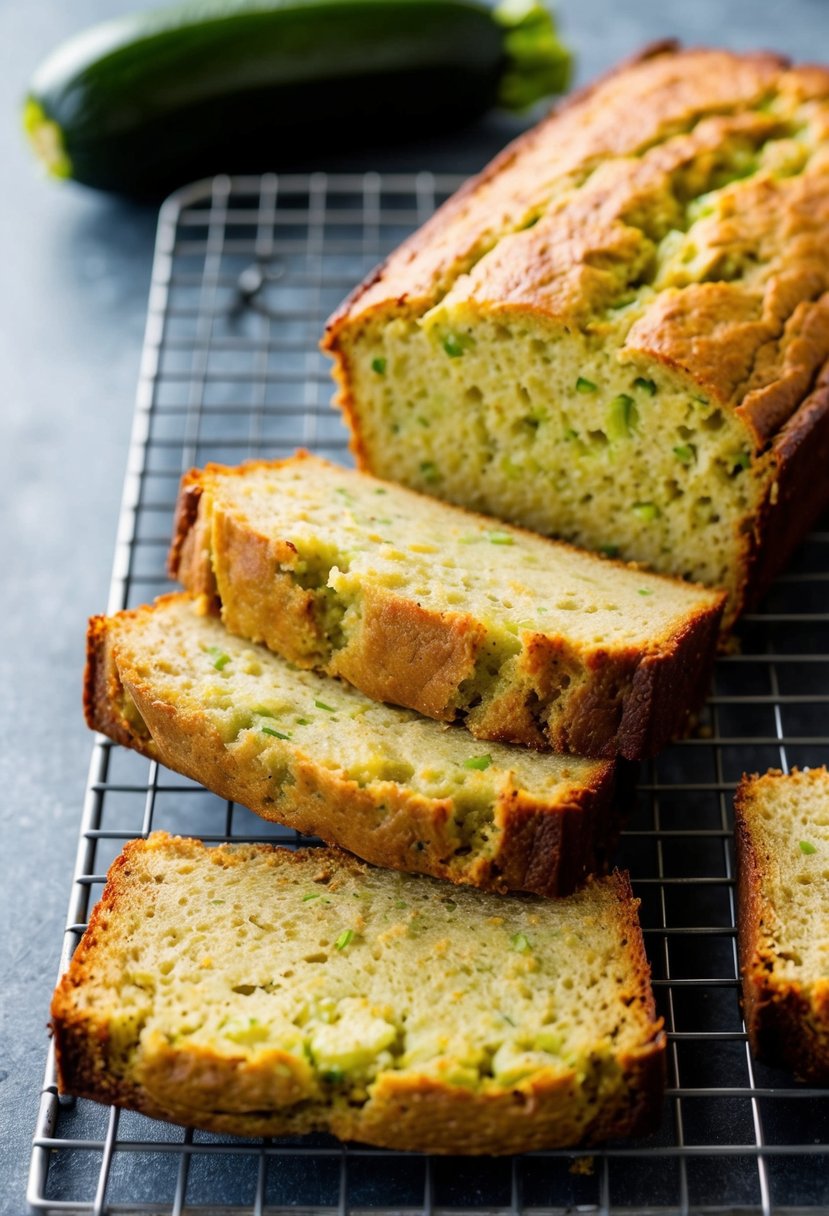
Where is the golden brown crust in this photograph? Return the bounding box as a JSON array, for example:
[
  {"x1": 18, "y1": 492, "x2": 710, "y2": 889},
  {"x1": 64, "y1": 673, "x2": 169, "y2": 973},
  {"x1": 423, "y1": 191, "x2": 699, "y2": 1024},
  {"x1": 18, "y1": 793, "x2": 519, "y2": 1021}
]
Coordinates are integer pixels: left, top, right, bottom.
[
  {"x1": 735, "y1": 769, "x2": 829, "y2": 1083},
  {"x1": 53, "y1": 1049, "x2": 664, "y2": 1153},
  {"x1": 330, "y1": 585, "x2": 485, "y2": 722},
  {"x1": 171, "y1": 452, "x2": 329, "y2": 666},
  {"x1": 167, "y1": 471, "x2": 213, "y2": 596},
  {"x1": 323, "y1": 44, "x2": 788, "y2": 345},
  {"x1": 83, "y1": 614, "x2": 151, "y2": 751},
  {"x1": 734, "y1": 357, "x2": 829, "y2": 618},
  {"x1": 170, "y1": 456, "x2": 725, "y2": 760},
  {"x1": 212, "y1": 504, "x2": 326, "y2": 666},
  {"x1": 52, "y1": 838, "x2": 665, "y2": 1152},
  {"x1": 493, "y1": 769, "x2": 623, "y2": 896},
  {"x1": 322, "y1": 40, "x2": 679, "y2": 349},
  {"x1": 83, "y1": 596, "x2": 618, "y2": 897},
  {"x1": 52, "y1": 843, "x2": 147, "y2": 1112}
]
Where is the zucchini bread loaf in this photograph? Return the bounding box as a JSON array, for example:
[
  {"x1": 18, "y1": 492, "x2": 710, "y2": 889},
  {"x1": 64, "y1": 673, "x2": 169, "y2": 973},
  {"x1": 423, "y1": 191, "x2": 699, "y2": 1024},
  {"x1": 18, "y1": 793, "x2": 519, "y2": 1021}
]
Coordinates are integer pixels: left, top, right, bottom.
[
  {"x1": 86, "y1": 593, "x2": 619, "y2": 896},
  {"x1": 324, "y1": 43, "x2": 829, "y2": 627},
  {"x1": 735, "y1": 766, "x2": 829, "y2": 1082},
  {"x1": 52, "y1": 833, "x2": 666, "y2": 1153},
  {"x1": 170, "y1": 454, "x2": 725, "y2": 759}
]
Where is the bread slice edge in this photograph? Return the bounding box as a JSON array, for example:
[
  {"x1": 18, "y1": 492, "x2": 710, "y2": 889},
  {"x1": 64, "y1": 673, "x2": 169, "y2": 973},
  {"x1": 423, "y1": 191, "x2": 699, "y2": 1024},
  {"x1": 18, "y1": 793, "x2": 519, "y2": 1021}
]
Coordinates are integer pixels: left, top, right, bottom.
[{"x1": 735, "y1": 768, "x2": 829, "y2": 1082}]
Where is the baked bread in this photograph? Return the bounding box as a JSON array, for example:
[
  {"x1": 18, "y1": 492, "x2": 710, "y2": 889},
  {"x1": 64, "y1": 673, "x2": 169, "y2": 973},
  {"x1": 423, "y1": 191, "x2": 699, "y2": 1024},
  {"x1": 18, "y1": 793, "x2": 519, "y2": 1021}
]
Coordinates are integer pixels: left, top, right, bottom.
[
  {"x1": 51, "y1": 833, "x2": 666, "y2": 1153},
  {"x1": 169, "y1": 453, "x2": 725, "y2": 760},
  {"x1": 323, "y1": 43, "x2": 829, "y2": 629},
  {"x1": 85, "y1": 593, "x2": 620, "y2": 897},
  {"x1": 735, "y1": 767, "x2": 829, "y2": 1082}
]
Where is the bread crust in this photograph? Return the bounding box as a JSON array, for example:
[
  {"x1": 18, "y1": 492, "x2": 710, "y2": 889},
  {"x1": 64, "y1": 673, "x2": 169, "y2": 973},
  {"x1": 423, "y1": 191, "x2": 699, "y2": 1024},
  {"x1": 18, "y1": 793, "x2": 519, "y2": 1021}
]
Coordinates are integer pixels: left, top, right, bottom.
[
  {"x1": 735, "y1": 768, "x2": 829, "y2": 1082},
  {"x1": 167, "y1": 473, "x2": 213, "y2": 599},
  {"x1": 52, "y1": 837, "x2": 666, "y2": 1153},
  {"x1": 84, "y1": 614, "x2": 148, "y2": 751},
  {"x1": 169, "y1": 456, "x2": 725, "y2": 760},
  {"x1": 85, "y1": 594, "x2": 618, "y2": 897},
  {"x1": 323, "y1": 43, "x2": 787, "y2": 345},
  {"x1": 734, "y1": 357, "x2": 829, "y2": 618}
]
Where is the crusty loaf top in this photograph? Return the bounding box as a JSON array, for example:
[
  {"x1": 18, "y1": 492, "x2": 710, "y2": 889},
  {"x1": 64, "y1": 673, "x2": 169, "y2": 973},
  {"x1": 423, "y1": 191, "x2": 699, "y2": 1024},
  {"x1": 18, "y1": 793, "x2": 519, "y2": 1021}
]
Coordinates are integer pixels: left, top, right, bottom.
[{"x1": 325, "y1": 44, "x2": 829, "y2": 446}]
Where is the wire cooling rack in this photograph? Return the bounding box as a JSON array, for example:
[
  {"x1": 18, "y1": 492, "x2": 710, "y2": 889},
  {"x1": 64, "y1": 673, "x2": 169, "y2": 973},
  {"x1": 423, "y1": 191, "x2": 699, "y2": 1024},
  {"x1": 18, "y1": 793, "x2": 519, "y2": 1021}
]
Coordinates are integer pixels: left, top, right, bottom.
[{"x1": 28, "y1": 173, "x2": 829, "y2": 1214}]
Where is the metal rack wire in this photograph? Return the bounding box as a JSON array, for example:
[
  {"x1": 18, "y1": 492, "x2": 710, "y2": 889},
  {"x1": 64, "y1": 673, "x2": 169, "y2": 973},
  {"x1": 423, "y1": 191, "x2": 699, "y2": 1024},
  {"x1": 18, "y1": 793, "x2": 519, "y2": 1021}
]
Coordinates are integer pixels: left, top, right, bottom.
[{"x1": 28, "y1": 172, "x2": 829, "y2": 1214}]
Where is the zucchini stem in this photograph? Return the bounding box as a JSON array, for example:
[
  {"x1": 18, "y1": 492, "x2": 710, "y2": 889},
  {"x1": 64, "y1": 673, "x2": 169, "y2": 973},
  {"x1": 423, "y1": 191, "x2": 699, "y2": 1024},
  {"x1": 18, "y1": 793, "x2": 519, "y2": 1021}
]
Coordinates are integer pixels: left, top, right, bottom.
[
  {"x1": 494, "y1": 0, "x2": 572, "y2": 110},
  {"x1": 23, "y1": 98, "x2": 72, "y2": 179}
]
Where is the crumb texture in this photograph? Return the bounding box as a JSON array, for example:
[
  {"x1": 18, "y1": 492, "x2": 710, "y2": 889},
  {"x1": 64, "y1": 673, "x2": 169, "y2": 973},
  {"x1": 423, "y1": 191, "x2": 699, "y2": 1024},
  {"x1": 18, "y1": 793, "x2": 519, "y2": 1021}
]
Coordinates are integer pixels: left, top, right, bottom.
[
  {"x1": 52, "y1": 834, "x2": 665, "y2": 1153},
  {"x1": 325, "y1": 47, "x2": 829, "y2": 622}
]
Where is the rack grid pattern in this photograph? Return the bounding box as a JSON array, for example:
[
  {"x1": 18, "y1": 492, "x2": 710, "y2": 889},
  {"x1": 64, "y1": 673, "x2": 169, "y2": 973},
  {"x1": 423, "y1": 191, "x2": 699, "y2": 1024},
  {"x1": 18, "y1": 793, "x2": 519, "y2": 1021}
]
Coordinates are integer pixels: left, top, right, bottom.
[{"x1": 28, "y1": 173, "x2": 829, "y2": 1215}]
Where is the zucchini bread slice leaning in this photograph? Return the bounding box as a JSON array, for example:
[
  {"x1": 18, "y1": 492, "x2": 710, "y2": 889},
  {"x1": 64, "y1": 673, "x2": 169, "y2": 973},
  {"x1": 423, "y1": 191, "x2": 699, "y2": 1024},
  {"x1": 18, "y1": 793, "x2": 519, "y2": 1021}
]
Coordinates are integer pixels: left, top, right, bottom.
[
  {"x1": 323, "y1": 43, "x2": 829, "y2": 629},
  {"x1": 51, "y1": 833, "x2": 666, "y2": 1153},
  {"x1": 169, "y1": 454, "x2": 725, "y2": 760},
  {"x1": 85, "y1": 593, "x2": 620, "y2": 897},
  {"x1": 735, "y1": 767, "x2": 829, "y2": 1082}
]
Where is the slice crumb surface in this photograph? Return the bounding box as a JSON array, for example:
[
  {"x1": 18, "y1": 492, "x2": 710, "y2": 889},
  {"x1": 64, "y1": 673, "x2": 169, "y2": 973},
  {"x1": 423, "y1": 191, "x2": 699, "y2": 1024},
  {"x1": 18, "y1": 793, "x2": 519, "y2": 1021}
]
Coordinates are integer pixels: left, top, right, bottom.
[{"x1": 52, "y1": 833, "x2": 665, "y2": 1153}]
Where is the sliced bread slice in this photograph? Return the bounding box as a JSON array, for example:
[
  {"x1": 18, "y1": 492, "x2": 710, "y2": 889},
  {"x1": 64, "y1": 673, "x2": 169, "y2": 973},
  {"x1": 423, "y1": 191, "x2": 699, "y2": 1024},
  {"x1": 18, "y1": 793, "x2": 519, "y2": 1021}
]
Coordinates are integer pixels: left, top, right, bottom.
[
  {"x1": 51, "y1": 833, "x2": 665, "y2": 1153},
  {"x1": 735, "y1": 766, "x2": 829, "y2": 1082},
  {"x1": 169, "y1": 452, "x2": 725, "y2": 759},
  {"x1": 85, "y1": 593, "x2": 618, "y2": 896}
]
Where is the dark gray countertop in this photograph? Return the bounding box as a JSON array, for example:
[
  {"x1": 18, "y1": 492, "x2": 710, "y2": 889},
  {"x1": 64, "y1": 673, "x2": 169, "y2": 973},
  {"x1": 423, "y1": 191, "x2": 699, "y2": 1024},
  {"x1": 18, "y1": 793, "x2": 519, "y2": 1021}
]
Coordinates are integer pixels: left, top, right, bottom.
[{"x1": 2, "y1": 1, "x2": 827, "y2": 1209}]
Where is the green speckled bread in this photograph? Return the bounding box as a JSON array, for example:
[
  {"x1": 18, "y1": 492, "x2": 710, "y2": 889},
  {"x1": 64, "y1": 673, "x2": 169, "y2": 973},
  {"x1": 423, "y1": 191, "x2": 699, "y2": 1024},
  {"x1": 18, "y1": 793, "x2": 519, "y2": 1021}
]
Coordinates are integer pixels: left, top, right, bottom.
[
  {"x1": 51, "y1": 833, "x2": 666, "y2": 1154},
  {"x1": 169, "y1": 453, "x2": 724, "y2": 760},
  {"x1": 323, "y1": 44, "x2": 829, "y2": 628},
  {"x1": 85, "y1": 593, "x2": 620, "y2": 897}
]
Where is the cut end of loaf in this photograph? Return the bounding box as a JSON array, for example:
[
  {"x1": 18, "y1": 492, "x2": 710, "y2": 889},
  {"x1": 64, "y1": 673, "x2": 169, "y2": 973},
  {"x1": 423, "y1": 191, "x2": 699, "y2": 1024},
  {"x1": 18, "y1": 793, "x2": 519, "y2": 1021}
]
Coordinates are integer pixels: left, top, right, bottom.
[
  {"x1": 324, "y1": 47, "x2": 829, "y2": 626},
  {"x1": 334, "y1": 311, "x2": 766, "y2": 625}
]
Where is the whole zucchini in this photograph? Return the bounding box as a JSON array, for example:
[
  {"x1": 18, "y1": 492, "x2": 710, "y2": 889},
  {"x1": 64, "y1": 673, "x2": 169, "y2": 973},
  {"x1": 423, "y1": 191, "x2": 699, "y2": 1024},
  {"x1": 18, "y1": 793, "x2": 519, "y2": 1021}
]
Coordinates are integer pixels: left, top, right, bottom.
[{"x1": 24, "y1": 0, "x2": 570, "y2": 196}]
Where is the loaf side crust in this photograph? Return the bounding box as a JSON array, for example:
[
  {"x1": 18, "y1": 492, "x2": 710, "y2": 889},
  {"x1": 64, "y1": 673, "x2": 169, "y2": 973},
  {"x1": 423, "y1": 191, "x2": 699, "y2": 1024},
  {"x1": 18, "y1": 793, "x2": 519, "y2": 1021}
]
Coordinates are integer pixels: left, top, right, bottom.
[
  {"x1": 52, "y1": 837, "x2": 666, "y2": 1153},
  {"x1": 169, "y1": 455, "x2": 725, "y2": 760},
  {"x1": 735, "y1": 768, "x2": 829, "y2": 1082},
  {"x1": 84, "y1": 595, "x2": 618, "y2": 897},
  {"x1": 734, "y1": 357, "x2": 829, "y2": 617},
  {"x1": 168, "y1": 472, "x2": 219, "y2": 602},
  {"x1": 84, "y1": 614, "x2": 156, "y2": 751}
]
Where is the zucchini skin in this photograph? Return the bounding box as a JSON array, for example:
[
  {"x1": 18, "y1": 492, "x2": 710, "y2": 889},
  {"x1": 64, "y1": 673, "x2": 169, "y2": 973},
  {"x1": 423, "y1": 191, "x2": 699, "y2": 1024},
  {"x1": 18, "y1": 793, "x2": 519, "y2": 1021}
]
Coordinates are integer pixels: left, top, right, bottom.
[{"x1": 25, "y1": 0, "x2": 566, "y2": 196}]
